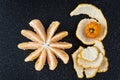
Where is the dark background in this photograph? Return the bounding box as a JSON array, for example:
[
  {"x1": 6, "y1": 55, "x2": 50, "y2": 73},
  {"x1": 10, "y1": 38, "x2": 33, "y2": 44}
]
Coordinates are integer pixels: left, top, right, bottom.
[{"x1": 0, "y1": 0, "x2": 120, "y2": 80}]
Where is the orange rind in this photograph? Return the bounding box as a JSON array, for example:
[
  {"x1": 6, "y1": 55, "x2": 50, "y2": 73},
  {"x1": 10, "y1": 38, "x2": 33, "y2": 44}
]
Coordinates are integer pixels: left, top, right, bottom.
[
  {"x1": 84, "y1": 68, "x2": 98, "y2": 78},
  {"x1": 77, "y1": 52, "x2": 103, "y2": 68},
  {"x1": 98, "y1": 57, "x2": 109, "y2": 72},
  {"x1": 72, "y1": 41, "x2": 109, "y2": 78},
  {"x1": 94, "y1": 40, "x2": 105, "y2": 56},
  {"x1": 72, "y1": 46, "x2": 84, "y2": 78},
  {"x1": 70, "y1": 4, "x2": 107, "y2": 45},
  {"x1": 81, "y1": 47, "x2": 99, "y2": 61}
]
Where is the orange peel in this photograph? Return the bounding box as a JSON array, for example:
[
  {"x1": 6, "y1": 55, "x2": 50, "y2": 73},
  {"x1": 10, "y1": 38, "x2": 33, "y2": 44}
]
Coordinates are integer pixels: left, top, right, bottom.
[
  {"x1": 81, "y1": 46, "x2": 99, "y2": 61},
  {"x1": 70, "y1": 4, "x2": 107, "y2": 45},
  {"x1": 72, "y1": 41, "x2": 109, "y2": 78},
  {"x1": 98, "y1": 57, "x2": 109, "y2": 72},
  {"x1": 85, "y1": 22, "x2": 101, "y2": 38},
  {"x1": 72, "y1": 46, "x2": 84, "y2": 78},
  {"x1": 77, "y1": 52, "x2": 103, "y2": 68},
  {"x1": 84, "y1": 68, "x2": 98, "y2": 78},
  {"x1": 94, "y1": 40, "x2": 105, "y2": 56}
]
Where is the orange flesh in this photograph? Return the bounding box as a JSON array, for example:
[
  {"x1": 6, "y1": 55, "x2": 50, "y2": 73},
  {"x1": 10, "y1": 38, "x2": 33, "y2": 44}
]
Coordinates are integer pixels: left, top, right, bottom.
[{"x1": 85, "y1": 22, "x2": 101, "y2": 38}]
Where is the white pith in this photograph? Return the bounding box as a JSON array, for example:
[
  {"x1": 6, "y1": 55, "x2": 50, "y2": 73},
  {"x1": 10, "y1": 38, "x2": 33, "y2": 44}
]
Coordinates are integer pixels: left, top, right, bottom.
[{"x1": 42, "y1": 41, "x2": 50, "y2": 48}]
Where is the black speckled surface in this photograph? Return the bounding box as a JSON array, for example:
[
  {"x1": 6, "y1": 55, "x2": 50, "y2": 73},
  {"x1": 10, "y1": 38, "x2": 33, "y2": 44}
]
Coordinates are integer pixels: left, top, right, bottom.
[{"x1": 0, "y1": 0, "x2": 120, "y2": 80}]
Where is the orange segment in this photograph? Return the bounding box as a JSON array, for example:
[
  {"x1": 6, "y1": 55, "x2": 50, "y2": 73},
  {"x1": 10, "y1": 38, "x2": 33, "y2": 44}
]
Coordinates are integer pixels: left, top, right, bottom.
[
  {"x1": 21, "y1": 30, "x2": 43, "y2": 43},
  {"x1": 18, "y1": 42, "x2": 41, "y2": 50},
  {"x1": 35, "y1": 49, "x2": 47, "y2": 71},
  {"x1": 49, "y1": 47, "x2": 69, "y2": 64},
  {"x1": 29, "y1": 19, "x2": 46, "y2": 42},
  {"x1": 85, "y1": 22, "x2": 101, "y2": 38},
  {"x1": 24, "y1": 47, "x2": 43, "y2": 62},
  {"x1": 46, "y1": 48, "x2": 58, "y2": 70},
  {"x1": 46, "y1": 21, "x2": 60, "y2": 42},
  {"x1": 50, "y1": 31, "x2": 68, "y2": 42},
  {"x1": 50, "y1": 42, "x2": 72, "y2": 49}
]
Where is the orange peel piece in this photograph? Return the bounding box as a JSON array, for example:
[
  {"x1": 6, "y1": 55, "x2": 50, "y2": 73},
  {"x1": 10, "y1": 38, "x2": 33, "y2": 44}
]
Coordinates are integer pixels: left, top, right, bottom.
[
  {"x1": 70, "y1": 4, "x2": 107, "y2": 45},
  {"x1": 94, "y1": 41, "x2": 105, "y2": 56},
  {"x1": 72, "y1": 46, "x2": 84, "y2": 78},
  {"x1": 85, "y1": 22, "x2": 101, "y2": 38},
  {"x1": 81, "y1": 47, "x2": 99, "y2": 61},
  {"x1": 77, "y1": 52, "x2": 103, "y2": 68},
  {"x1": 72, "y1": 41, "x2": 108, "y2": 78},
  {"x1": 84, "y1": 68, "x2": 98, "y2": 78},
  {"x1": 98, "y1": 57, "x2": 109, "y2": 72}
]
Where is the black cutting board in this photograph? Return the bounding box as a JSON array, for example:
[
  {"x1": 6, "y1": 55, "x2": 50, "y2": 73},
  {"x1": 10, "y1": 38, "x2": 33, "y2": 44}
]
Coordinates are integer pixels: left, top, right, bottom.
[{"x1": 0, "y1": 0, "x2": 120, "y2": 80}]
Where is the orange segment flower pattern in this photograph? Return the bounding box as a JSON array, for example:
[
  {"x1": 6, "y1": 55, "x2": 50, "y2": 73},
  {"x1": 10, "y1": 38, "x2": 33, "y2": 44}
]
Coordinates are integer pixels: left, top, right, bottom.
[{"x1": 18, "y1": 19, "x2": 72, "y2": 71}]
